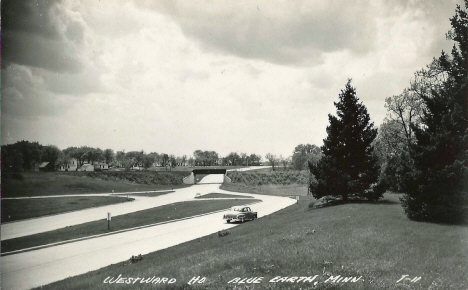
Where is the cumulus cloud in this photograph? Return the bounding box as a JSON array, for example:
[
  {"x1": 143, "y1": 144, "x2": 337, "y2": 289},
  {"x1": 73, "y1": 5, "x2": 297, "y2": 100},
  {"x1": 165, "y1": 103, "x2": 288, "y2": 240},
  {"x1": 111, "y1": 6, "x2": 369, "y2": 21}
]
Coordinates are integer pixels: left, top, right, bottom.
[
  {"x1": 139, "y1": 0, "x2": 380, "y2": 66},
  {"x1": 2, "y1": 1, "x2": 89, "y2": 73}
]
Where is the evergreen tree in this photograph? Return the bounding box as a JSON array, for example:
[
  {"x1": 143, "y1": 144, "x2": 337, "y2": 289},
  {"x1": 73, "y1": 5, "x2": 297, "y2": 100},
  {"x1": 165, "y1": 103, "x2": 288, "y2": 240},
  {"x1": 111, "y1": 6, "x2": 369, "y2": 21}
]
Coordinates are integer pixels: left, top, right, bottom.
[
  {"x1": 309, "y1": 80, "x2": 383, "y2": 201},
  {"x1": 401, "y1": 1, "x2": 468, "y2": 223}
]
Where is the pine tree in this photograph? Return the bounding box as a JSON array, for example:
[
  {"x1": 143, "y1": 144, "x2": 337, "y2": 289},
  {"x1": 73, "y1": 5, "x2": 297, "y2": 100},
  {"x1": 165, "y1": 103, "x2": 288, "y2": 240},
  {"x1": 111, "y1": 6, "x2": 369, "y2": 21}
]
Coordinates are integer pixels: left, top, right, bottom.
[
  {"x1": 309, "y1": 80, "x2": 383, "y2": 201},
  {"x1": 401, "y1": 1, "x2": 468, "y2": 223}
]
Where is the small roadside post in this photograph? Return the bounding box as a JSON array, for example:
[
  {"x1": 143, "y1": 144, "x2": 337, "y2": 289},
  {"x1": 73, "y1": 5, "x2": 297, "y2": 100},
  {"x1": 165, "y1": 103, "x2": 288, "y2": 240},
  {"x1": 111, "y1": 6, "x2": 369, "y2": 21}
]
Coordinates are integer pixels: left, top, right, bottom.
[
  {"x1": 107, "y1": 212, "x2": 111, "y2": 230},
  {"x1": 296, "y1": 196, "x2": 299, "y2": 204},
  {"x1": 112, "y1": 190, "x2": 114, "y2": 195}
]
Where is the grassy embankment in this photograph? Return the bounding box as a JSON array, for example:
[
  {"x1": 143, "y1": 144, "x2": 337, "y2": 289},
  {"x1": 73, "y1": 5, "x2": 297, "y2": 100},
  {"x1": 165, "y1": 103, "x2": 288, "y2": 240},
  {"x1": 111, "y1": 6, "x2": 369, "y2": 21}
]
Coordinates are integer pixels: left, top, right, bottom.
[
  {"x1": 1, "y1": 171, "x2": 191, "y2": 198},
  {"x1": 40, "y1": 192, "x2": 468, "y2": 290},
  {"x1": 2, "y1": 198, "x2": 261, "y2": 253},
  {"x1": 223, "y1": 170, "x2": 311, "y2": 197},
  {"x1": 1, "y1": 196, "x2": 134, "y2": 223}
]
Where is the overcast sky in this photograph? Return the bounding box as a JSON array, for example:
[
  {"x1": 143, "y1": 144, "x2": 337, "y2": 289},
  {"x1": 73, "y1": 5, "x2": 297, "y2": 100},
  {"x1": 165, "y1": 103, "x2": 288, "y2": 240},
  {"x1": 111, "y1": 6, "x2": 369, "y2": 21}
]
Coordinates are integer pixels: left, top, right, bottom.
[{"x1": 1, "y1": 0, "x2": 462, "y2": 158}]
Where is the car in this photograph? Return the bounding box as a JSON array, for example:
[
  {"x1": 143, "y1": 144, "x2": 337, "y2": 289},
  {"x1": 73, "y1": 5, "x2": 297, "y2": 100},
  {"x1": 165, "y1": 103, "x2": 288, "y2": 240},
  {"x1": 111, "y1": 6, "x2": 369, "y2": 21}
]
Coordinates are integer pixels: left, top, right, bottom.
[{"x1": 223, "y1": 206, "x2": 257, "y2": 223}]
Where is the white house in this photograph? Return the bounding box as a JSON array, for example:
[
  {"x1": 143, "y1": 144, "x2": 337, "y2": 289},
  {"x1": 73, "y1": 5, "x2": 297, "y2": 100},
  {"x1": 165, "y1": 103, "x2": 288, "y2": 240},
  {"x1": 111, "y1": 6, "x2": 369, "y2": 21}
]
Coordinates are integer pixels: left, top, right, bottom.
[{"x1": 58, "y1": 158, "x2": 78, "y2": 171}]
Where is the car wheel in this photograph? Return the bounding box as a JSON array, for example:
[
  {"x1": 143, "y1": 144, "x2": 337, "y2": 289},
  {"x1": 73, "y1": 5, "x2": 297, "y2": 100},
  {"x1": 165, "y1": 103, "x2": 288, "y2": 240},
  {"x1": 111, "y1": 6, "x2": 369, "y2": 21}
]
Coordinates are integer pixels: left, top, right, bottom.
[{"x1": 227, "y1": 220, "x2": 231, "y2": 223}]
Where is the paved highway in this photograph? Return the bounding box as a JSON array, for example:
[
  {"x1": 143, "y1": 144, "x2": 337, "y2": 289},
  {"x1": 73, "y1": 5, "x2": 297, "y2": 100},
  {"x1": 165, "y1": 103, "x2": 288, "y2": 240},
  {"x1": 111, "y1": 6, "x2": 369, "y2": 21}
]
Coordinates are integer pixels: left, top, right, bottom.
[{"x1": 1, "y1": 174, "x2": 296, "y2": 290}]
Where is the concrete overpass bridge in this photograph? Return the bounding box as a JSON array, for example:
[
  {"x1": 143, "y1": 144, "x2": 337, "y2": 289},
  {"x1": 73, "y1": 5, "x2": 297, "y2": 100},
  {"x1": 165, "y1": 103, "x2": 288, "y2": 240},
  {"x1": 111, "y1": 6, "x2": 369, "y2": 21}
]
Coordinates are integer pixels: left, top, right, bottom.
[{"x1": 182, "y1": 169, "x2": 231, "y2": 184}]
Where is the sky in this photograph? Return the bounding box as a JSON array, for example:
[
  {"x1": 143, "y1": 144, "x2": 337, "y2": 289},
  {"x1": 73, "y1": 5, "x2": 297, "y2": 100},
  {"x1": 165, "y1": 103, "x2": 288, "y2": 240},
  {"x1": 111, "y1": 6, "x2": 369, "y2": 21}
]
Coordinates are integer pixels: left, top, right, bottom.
[{"x1": 1, "y1": 0, "x2": 462, "y2": 158}]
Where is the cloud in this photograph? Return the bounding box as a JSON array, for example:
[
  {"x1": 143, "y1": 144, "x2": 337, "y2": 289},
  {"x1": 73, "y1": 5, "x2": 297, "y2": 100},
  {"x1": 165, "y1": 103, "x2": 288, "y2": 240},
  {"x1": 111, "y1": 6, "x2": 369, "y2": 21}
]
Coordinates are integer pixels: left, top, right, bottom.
[
  {"x1": 2, "y1": 0, "x2": 88, "y2": 73},
  {"x1": 1, "y1": 65, "x2": 80, "y2": 119},
  {"x1": 139, "y1": 0, "x2": 379, "y2": 66}
]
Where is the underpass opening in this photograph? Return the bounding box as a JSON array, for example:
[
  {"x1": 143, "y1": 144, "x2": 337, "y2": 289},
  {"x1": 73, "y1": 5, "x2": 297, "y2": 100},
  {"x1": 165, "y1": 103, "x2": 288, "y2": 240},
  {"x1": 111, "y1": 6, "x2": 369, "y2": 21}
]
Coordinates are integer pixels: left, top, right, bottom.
[{"x1": 189, "y1": 169, "x2": 229, "y2": 184}]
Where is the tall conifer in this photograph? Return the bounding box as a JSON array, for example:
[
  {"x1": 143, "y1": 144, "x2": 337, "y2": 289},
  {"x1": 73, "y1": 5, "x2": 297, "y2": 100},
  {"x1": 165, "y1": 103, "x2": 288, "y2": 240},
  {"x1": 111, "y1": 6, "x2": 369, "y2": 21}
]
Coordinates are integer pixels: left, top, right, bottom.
[
  {"x1": 310, "y1": 80, "x2": 383, "y2": 201},
  {"x1": 401, "y1": 1, "x2": 468, "y2": 223}
]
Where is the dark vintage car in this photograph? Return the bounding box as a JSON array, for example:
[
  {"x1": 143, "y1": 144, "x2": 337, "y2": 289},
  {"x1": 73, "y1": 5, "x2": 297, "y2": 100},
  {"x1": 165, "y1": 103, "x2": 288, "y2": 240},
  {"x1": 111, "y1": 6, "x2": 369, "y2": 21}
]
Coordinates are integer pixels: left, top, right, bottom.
[{"x1": 223, "y1": 206, "x2": 257, "y2": 223}]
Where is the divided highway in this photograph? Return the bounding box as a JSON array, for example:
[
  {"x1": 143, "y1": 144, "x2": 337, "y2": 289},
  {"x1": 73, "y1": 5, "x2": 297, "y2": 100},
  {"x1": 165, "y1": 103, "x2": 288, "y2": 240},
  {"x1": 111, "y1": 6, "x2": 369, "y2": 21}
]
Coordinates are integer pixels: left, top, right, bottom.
[{"x1": 1, "y1": 174, "x2": 296, "y2": 290}]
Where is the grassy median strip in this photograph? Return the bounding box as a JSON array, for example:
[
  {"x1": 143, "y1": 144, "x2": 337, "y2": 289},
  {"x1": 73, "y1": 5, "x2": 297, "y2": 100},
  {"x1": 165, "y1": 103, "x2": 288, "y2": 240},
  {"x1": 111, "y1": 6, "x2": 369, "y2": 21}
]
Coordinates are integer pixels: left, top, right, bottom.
[
  {"x1": 1, "y1": 199, "x2": 261, "y2": 253},
  {"x1": 39, "y1": 193, "x2": 468, "y2": 290},
  {"x1": 195, "y1": 192, "x2": 254, "y2": 199},
  {"x1": 1, "y1": 196, "x2": 134, "y2": 223},
  {"x1": 114, "y1": 191, "x2": 174, "y2": 197}
]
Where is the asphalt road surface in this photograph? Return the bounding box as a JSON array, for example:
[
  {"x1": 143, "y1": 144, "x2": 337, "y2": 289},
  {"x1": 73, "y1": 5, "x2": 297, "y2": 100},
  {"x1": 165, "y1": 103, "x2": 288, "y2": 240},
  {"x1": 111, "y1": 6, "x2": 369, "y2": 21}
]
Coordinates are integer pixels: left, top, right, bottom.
[{"x1": 1, "y1": 174, "x2": 296, "y2": 290}]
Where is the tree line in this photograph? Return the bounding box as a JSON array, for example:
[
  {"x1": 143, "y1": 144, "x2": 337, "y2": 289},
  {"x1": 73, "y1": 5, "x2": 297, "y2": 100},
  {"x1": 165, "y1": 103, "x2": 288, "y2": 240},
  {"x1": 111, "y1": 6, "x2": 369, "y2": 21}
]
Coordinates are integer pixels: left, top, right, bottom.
[{"x1": 1, "y1": 142, "x2": 266, "y2": 172}]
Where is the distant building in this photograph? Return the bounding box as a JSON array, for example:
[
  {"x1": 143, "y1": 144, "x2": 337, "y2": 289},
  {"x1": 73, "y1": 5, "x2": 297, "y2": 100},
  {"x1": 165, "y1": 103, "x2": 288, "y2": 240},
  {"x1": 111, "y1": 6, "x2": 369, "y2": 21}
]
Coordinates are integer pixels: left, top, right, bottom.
[
  {"x1": 58, "y1": 158, "x2": 78, "y2": 171},
  {"x1": 175, "y1": 157, "x2": 188, "y2": 166},
  {"x1": 94, "y1": 162, "x2": 109, "y2": 171},
  {"x1": 39, "y1": 162, "x2": 55, "y2": 172}
]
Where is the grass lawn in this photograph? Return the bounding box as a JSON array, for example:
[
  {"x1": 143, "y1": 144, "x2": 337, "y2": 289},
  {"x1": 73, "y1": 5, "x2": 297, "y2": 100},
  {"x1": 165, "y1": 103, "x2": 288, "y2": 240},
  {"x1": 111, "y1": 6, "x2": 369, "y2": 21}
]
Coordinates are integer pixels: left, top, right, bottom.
[
  {"x1": 195, "y1": 193, "x2": 254, "y2": 199},
  {"x1": 114, "y1": 191, "x2": 174, "y2": 197},
  {"x1": 2, "y1": 172, "x2": 190, "y2": 198},
  {"x1": 1, "y1": 196, "x2": 133, "y2": 223},
  {"x1": 2, "y1": 199, "x2": 261, "y2": 253},
  {"x1": 222, "y1": 182, "x2": 309, "y2": 197},
  {"x1": 40, "y1": 192, "x2": 468, "y2": 290}
]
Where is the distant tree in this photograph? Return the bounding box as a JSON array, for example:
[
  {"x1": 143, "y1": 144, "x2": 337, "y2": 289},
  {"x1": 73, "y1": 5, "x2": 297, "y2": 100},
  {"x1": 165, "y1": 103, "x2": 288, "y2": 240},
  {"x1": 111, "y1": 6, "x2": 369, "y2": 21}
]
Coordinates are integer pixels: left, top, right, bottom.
[
  {"x1": 291, "y1": 144, "x2": 322, "y2": 170},
  {"x1": 240, "y1": 153, "x2": 248, "y2": 166},
  {"x1": 161, "y1": 154, "x2": 169, "y2": 167},
  {"x1": 384, "y1": 91, "x2": 424, "y2": 153},
  {"x1": 1, "y1": 143, "x2": 24, "y2": 171},
  {"x1": 41, "y1": 145, "x2": 61, "y2": 168},
  {"x1": 373, "y1": 120, "x2": 412, "y2": 191},
  {"x1": 81, "y1": 147, "x2": 103, "y2": 165},
  {"x1": 279, "y1": 155, "x2": 291, "y2": 169},
  {"x1": 115, "y1": 151, "x2": 126, "y2": 167},
  {"x1": 224, "y1": 152, "x2": 242, "y2": 166},
  {"x1": 15, "y1": 141, "x2": 42, "y2": 170},
  {"x1": 207, "y1": 151, "x2": 219, "y2": 166},
  {"x1": 103, "y1": 149, "x2": 114, "y2": 165},
  {"x1": 147, "y1": 152, "x2": 159, "y2": 166},
  {"x1": 142, "y1": 154, "x2": 154, "y2": 170},
  {"x1": 248, "y1": 154, "x2": 262, "y2": 166},
  {"x1": 309, "y1": 80, "x2": 383, "y2": 201},
  {"x1": 265, "y1": 153, "x2": 278, "y2": 171},
  {"x1": 168, "y1": 154, "x2": 177, "y2": 171},
  {"x1": 193, "y1": 150, "x2": 204, "y2": 166},
  {"x1": 125, "y1": 151, "x2": 141, "y2": 169},
  {"x1": 151, "y1": 152, "x2": 161, "y2": 166},
  {"x1": 188, "y1": 156, "x2": 195, "y2": 166},
  {"x1": 122, "y1": 157, "x2": 134, "y2": 171},
  {"x1": 401, "y1": 1, "x2": 468, "y2": 223}
]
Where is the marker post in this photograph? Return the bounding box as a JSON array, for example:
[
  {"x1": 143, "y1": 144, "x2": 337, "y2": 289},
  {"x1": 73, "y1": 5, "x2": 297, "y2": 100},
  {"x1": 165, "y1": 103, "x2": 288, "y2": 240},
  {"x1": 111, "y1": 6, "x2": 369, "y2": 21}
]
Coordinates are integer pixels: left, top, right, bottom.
[{"x1": 107, "y1": 212, "x2": 111, "y2": 230}]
